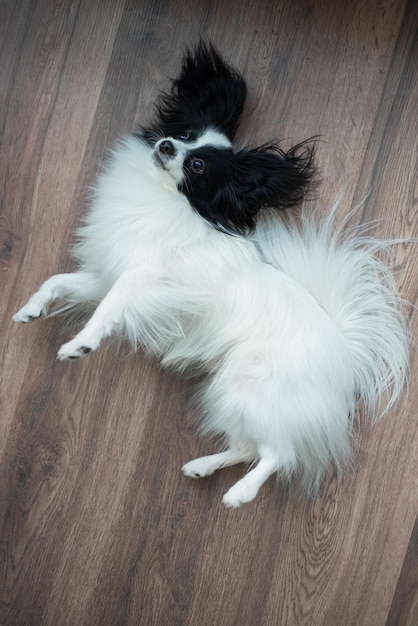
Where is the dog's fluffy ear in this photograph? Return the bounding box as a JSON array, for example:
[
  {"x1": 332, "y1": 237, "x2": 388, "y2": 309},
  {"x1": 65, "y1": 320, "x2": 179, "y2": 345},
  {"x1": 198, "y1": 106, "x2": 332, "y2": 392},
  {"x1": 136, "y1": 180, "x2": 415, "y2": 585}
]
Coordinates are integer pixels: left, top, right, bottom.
[
  {"x1": 199, "y1": 141, "x2": 316, "y2": 234},
  {"x1": 152, "y1": 41, "x2": 247, "y2": 142},
  {"x1": 235, "y1": 142, "x2": 315, "y2": 211}
]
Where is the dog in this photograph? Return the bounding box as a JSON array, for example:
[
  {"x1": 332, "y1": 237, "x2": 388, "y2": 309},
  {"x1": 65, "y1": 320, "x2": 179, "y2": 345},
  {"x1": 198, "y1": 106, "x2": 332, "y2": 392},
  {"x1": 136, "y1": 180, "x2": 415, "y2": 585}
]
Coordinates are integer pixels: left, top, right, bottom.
[{"x1": 14, "y1": 43, "x2": 409, "y2": 507}]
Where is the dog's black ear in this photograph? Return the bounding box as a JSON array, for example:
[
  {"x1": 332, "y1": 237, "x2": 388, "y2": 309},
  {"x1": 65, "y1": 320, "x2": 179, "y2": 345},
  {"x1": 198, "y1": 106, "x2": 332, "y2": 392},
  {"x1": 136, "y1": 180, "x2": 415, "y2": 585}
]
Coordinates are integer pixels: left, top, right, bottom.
[
  {"x1": 154, "y1": 41, "x2": 247, "y2": 141},
  {"x1": 200, "y1": 141, "x2": 316, "y2": 234},
  {"x1": 235, "y1": 141, "x2": 316, "y2": 212}
]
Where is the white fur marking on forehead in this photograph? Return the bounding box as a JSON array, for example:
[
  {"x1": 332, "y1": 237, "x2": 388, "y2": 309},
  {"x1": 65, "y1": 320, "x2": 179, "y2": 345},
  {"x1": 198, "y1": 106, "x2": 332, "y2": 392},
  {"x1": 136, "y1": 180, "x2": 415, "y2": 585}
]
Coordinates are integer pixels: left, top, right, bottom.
[{"x1": 193, "y1": 129, "x2": 232, "y2": 149}]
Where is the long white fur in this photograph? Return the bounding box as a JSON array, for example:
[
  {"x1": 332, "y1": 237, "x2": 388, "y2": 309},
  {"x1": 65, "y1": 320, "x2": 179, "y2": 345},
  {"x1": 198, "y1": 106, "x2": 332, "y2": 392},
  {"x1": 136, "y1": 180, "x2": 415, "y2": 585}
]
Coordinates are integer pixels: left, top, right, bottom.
[{"x1": 14, "y1": 131, "x2": 409, "y2": 507}]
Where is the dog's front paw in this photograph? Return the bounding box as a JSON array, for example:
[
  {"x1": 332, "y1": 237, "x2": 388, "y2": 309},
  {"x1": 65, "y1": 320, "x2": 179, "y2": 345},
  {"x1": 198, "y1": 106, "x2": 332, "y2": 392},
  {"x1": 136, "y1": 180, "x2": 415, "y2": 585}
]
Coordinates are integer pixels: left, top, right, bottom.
[
  {"x1": 13, "y1": 302, "x2": 46, "y2": 323},
  {"x1": 57, "y1": 340, "x2": 93, "y2": 361}
]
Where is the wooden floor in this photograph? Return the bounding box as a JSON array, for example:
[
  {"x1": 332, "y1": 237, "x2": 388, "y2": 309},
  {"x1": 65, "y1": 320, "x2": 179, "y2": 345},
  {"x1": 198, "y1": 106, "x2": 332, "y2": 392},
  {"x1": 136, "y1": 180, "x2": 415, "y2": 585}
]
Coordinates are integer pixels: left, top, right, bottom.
[{"x1": 1, "y1": 1, "x2": 417, "y2": 624}]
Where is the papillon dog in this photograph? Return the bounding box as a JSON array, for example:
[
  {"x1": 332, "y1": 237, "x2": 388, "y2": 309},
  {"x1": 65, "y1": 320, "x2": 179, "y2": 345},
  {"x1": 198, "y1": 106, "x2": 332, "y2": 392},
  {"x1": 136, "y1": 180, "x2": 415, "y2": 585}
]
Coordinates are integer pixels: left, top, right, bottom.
[{"x1": 14, "y1": 43, "x2": 409, "y2": 507}]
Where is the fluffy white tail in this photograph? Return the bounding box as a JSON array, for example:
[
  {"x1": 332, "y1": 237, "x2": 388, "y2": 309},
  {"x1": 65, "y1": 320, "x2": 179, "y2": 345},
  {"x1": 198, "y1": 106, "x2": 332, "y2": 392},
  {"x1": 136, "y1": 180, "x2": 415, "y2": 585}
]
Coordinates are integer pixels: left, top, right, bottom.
[{"x1": 253, "y1": 201, "x2": 410, "y2": 420}]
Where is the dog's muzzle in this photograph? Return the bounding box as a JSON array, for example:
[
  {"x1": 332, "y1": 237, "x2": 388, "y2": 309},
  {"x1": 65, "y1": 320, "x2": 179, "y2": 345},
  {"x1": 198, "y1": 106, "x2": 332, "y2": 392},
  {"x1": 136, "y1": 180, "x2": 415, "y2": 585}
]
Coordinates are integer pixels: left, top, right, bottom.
[{"x1": 154, "y1": 139, "x2": 178, "y2": 170}]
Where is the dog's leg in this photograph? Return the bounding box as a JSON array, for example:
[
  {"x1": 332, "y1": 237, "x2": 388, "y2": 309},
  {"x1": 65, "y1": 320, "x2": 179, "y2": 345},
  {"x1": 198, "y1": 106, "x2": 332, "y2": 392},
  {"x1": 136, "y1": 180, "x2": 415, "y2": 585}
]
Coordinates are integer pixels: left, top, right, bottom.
[
  {"x1": 222, "y1": 449, "x2": 278, "y2": 508},
  {"x1": 56, "y1": 277, "x2": 129, "y2": 360},
  {"x1": 182, "y1": 446, "x2": 255, "y2": 478},
  {"x1": 56, "y1": 269, "x2": 147, "y2": 360},
  {"x1": 13, "y1": 272, "x2": 96, "y2": 322}
]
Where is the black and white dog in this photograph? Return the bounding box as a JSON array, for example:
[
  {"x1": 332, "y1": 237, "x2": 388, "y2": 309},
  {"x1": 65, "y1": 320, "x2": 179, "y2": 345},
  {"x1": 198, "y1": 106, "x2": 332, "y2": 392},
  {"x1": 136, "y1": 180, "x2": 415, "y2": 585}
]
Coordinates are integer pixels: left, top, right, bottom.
[{"x1": 14, "y1": 43, "x2": 408, "y2": 507}]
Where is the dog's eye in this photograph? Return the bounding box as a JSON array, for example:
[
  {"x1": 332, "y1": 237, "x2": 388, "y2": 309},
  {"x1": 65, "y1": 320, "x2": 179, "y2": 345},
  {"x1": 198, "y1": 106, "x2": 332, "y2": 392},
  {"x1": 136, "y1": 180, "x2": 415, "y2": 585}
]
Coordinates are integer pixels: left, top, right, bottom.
[
  {"x1": 191, "y1": 159, "x2": 205, "y2": 174},
  {"x1": 177, "y1": 131, "x2": 190, "y2": 141}
]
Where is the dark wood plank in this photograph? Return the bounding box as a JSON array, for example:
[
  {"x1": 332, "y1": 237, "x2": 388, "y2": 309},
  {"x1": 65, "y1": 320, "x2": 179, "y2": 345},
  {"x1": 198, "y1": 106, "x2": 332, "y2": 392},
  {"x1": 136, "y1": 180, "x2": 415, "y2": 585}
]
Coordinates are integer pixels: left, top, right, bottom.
[
  {"x1": 1, "y1": 0, "x2": 417, "y2": 625},
  {"x1": 387, "y1": 515, "x2": 418, "y2": 626}
]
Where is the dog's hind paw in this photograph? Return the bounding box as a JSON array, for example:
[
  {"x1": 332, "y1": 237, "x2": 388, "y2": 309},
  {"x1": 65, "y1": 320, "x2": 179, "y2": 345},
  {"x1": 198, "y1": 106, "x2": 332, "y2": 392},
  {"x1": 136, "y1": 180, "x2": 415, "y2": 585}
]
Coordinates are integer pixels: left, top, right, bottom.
[
  {"x1": 222, "y1": 481, "x2": 260, "y2": 508},
  {"x1": 182, "y1": 458, "x2": 216, "y2": 478}
]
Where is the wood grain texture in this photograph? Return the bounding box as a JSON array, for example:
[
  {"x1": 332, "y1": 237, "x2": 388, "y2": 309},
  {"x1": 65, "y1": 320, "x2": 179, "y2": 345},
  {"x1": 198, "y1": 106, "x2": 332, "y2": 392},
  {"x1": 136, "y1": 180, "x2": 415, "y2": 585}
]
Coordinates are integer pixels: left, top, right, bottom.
[{"x1": 1, "y1": 1, "x2": 417, "y2": 624}]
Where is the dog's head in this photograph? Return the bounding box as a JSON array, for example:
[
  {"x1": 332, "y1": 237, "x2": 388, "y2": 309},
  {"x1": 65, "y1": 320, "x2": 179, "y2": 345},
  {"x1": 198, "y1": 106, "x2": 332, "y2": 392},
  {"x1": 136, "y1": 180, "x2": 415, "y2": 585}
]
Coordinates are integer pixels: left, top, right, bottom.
[
  {"x1": 135, "y1": 42, "x2": 315, "y2": 233},
  {"x1": 147, "y1": 129, "x2": 315, "y2": 234}
]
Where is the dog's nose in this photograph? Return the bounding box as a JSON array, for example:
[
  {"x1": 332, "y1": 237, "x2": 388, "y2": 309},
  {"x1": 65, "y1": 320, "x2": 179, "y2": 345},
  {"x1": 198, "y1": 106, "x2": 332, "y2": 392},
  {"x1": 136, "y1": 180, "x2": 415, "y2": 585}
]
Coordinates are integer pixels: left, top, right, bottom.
[{"x1": 159, "y1": 140, "x2": 175, "y2": 156}]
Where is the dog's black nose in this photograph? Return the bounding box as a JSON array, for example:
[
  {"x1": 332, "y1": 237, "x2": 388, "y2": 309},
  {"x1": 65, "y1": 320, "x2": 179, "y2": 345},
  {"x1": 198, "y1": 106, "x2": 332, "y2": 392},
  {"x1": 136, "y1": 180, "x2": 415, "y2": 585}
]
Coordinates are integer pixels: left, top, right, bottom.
[{"x1": 159, "y1": 140, "x2": 175, "y2": 156}]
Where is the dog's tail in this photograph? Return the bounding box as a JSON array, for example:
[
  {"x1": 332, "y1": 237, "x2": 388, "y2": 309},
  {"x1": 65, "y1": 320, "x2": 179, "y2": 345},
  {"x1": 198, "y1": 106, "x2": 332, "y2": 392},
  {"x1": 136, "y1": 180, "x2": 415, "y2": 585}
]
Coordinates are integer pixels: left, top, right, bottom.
[{"x1": 253, "y1": 200, "x2": 410, "y2": 420}]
